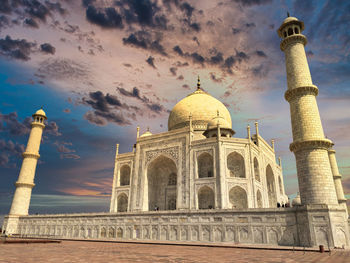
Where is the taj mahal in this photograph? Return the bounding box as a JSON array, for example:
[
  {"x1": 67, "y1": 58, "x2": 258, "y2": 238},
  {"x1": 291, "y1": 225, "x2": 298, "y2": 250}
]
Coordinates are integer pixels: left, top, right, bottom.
[{"x1": 2, "y1": 16, "x2": 349, "y2": 248}]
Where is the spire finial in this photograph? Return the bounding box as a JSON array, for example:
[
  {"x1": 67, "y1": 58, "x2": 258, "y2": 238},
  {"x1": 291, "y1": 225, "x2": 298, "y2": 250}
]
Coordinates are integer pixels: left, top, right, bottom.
[
  {"x1": 197, "y1": 75, "x2": 200, "y2": 90},
  {"x1": 287, "y1": 12, "x2": 290, "y2": 17},
  {"x1": 217, "y1": 110, "x2": 219, "y2": 117}
]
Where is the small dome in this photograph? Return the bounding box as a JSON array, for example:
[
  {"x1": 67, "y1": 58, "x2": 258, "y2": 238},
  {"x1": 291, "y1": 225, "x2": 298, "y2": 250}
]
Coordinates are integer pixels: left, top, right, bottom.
[
  {"x1": 278, "y1": 15, "x2": 304, "y2": 37},
  {"x1": 292, "y1": 192, "x2": 301, "y2": 206},
  {"x1": 168, "y1": 79, "x2": 232, "y2": 131},
  {"x1": 33, "y1": 108, "x2": 47, "y2": 118},
  {"x1": 140, "y1": 130, "x2": 152, "y2": 138},
  {"x1": 207, "y1": 112, "x2": 231, "y2": 130},
  {"x1": 282, "y1": 16, "x2": 298, "y2": 24}
]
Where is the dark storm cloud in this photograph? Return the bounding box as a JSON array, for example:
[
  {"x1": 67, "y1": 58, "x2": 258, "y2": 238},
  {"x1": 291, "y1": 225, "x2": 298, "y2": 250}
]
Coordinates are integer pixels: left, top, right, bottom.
[
  {"x1": 235, "y1": 50, "x2": 249, "y2": 62},
  {"x1": 0, "y1": 153, "x2": 10, "y2": 167},
  {"x1": 0, "y1": 139, "x2": 25, "y2": 157},
  {"x1": 232, "y1": 28, "x2": 241, "y2": 34},
  {"x1": 251, "y1": 64, "x2": 269, "y2": 78},
  {"x1": 116, "y1": 87, "x2": 167, "y2": 114},
  {"x1": 54, "y1": 141, "x2": 75, "y2": 154},
  {"x1": 245, "y1": 22, "x2": 255, "y2": 28},
  {"x1": 173, "y1": 44, "x2": 250, "y2": 73},
  {"x1": 83, "y1": 91, "x2": 134, "y2": 126},
  {"x1": 86, "y1": 6, "x2": 123, "y2": 28},
  {"x1": 306, "y1": 50, "x2": 314, "y2": 57},
  {"x1": 232, "y1": 0, "x2": 272, "y2": 7},
  {"x1": 40, "y1": 43, "x2": 55, "y2": 54},
  {"x1": 0, "y1": 35, "x2": 36, "y2": 61},
  {"x1": 190, "y1": 52, "x2": 204, "y2": 64},
  {"x1": 0, "y1": 0, "x2": 67, "y2": 32},
  {"x1": 256, "y1": 50, "x2": 267, "y2": 57},
  {"x1": 83, "y1": 0, "x2": 169, "y2": 30},
  {"x1": 0, "y1": 15, "x2": 10, "y2": 29},
  {"x1": 82, "y1": 0, "x2": 96, "y2": 7},
  {"x1": 24, "y1": 17, "x2": 39, "y2": 28},
  {"x1": 0, "y1": 112, "x2": 31, "y2": 136},
  {"x1": 210, "y1": 52, "x2": 224, "y2": 64},
  {"x1": 0, "y1": 139, "x2": 25, "y2": 168},
  {"x1": 24, "y1": 0, "x2": 50, "y2": 21},
  {"x1": 146, "y1": 56, "x2": 156, "y2": 68},
  {"x1": 0, "y1": 0, "x2": 12, "y2": 14},
  {"x1": 84, "y1": 91, "x2": 120, "y2": 112},
  {"x1": 175, "y1": 61, "x2": 188, "y2": 67},
  {"x1": 180, "y1": 2, "x2": 194, "y2": 18},
  {"x1": 169, "y1": 67, "x2": 177, "y2": 76},
  {"x1": 123, "y1": 33, "x2": 147, "y2": 49},
  {"x1": 123, "y1": 31, "x2": 167, "y2": 56},
  {"x1": 223, "y1": 56, "x2": 235, "y2": 71},
  {"x1": 45, "y1": 1, "x2": 66, "y2": 15},
  {"x1": 210, "y1": 72, "x2": 223, "y2": 83},
  {"x1": 45, "y1": 121, "x2": 61, "y2": 136},
  {"x1": 116, "y1": 87, "x2": 141, "y2": 100},
  {"x1": 189, "y1": 22, "x2": 200, "y2": 32},
  {"x1": 84, "y1": 110, "x2": 130, "y2": 126},
  {"x1": 173, "y1": 45, "x2": 183, "y2": 56}
]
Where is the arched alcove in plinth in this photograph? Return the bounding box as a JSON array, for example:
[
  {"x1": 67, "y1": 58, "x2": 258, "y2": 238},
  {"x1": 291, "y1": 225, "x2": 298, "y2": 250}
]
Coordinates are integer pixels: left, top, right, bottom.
[{"x1": 146, "y1": 155, "x2": 177, "y2": 211}]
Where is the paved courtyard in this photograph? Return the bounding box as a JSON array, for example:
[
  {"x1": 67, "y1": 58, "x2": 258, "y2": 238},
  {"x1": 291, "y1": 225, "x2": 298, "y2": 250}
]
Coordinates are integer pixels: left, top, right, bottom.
[{"x1": 0, "y1": 241, "x2": 349, "y2": 263}]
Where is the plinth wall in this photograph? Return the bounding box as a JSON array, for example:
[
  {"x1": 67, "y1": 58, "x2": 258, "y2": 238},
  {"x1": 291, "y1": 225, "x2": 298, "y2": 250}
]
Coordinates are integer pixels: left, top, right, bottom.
[{"x1": 3, "y1": 206, "x2": 349, "y2": 248}]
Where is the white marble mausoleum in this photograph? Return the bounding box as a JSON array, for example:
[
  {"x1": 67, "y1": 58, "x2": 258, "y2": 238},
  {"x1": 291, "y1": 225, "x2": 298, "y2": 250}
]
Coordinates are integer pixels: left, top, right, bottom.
[{"x1": 2, "y1": 15, "x2": 349, "y2": 248}]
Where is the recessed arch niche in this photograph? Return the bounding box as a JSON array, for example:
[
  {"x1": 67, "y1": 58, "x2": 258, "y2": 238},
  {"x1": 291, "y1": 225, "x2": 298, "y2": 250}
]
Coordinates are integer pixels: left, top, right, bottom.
[
  {"x1": 145, "y1": 155, "x2": 177, "y2": 211},
  {"x1": 266, "y1": 165, "x2": 277, "y2": 208}
]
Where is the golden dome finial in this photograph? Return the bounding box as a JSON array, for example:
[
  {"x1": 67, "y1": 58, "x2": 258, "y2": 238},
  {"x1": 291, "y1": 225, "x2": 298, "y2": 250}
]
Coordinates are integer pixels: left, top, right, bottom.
[{"x1": 197, "y1": 75, "x2": 201, "y2": 90}]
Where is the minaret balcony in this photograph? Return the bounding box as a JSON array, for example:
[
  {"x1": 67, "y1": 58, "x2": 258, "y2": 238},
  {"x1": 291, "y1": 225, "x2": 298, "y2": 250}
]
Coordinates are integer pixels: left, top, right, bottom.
[
  {"x1": 280, "y1": 34, "x2": 307, "y2": 51},
  {"x1": 22, "y1": 152, "x2": 40, "y2": 159},
  {"x1": 289, "y1": 139, "x2": 333, "y2": 153},
  {"x1": 284, "y1": 85, "x2": 318, "y2": 102}
]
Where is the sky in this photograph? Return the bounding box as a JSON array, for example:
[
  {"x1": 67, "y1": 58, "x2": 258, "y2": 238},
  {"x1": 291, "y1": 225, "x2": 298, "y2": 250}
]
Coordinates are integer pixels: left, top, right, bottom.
[{"x1": 0, "y1": 0, "x2": 349, "y2": 221}]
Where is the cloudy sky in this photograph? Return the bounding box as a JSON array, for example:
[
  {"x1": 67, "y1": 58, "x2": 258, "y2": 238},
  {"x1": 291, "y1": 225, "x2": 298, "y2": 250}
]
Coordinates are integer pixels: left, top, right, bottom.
[{"x1": 0, "y1": 0, "x2": 349, "y2": 218}]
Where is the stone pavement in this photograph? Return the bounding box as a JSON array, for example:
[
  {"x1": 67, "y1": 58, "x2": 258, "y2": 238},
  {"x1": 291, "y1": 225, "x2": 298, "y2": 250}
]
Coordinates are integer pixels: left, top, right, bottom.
[{"x1": 0, "y1": 240, "x2": 349, "y2": 263}]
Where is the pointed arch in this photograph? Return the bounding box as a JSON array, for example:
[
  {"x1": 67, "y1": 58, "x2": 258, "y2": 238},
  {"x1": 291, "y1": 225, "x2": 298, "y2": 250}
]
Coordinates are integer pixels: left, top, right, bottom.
[
  {"x1": 229, "y1": 186, "x2": 248, "y2": 209},
  {"x1": 146, "y1": 155, "x2": 177, "y2": 211},
  {"x1": 198, "y1": 186, "x2": 215, "y2": 209},
  {"x1": 254, "y1": 157, "x2": 260, "y2": 181},
  {"x1": 266, "y1": 164, "x2": 277, "y2": 208},
  {"x1": 227, "y1": 152, "x2": 246, "y2": 178},
  {"x1": 117, "y1": 193, "x2": 128, "y2": 212},
  {"x1": 198, "y1": 152, "x2": 214, "y2": 178},
  {"x1": 108, "y1": 227, "x2": 115, "y2": 238},
  {"x1": 288, "y1": 27, "x2": 293, "y2": 36},
  {"x1": 100, "y1": 227, "x2": 107, "y2": 238},
  {"x1": 120, "y1": 165, "x2": 130, "y2": 186}
]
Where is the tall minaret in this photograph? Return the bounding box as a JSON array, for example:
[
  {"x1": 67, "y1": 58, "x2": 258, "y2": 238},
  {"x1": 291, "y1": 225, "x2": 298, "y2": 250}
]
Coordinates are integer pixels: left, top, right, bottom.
[
  {"x1": 328, "y1": 149, "x2": 347, "y2": 209},
  {"x1": 278, "y1": 16, "x2": 338, "y2": 205},
  {"x1": 9, "y1": 108, "x2": 47, "y2": 216}
]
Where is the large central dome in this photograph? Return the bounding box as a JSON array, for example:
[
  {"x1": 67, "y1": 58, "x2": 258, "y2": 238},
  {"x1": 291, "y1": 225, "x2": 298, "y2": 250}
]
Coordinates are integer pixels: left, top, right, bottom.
[{"x1": 168, "y1": 80, "x2": 232, "y2": 131}]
